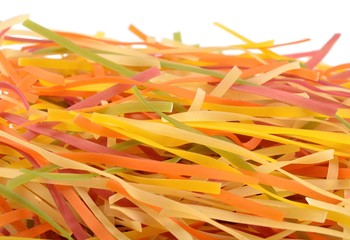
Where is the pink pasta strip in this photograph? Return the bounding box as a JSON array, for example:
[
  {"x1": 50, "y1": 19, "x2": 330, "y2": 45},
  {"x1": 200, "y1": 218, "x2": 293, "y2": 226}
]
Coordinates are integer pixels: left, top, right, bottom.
[
  {"x1": 68, "y1": 67, "x2": 160, "y2": 110},
  {"x1": 232, "y1": 85, "x2": 340, "y2": 115},
  {"x1": 306, "y1": 33, "x2": 341, "y2": 69}
]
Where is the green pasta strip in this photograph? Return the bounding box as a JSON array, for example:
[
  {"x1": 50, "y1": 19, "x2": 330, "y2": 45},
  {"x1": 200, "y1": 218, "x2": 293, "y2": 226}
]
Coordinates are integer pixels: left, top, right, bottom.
[
  {"x1": 0, "y1": 184, "x2": 72, "y2": 240},
  {"x1": 20, "y1": 169, "x2": 96, "y2": 181},
  {"x1": 99, "y1": 101, "x2": 173, "y2": 115},
  {"x1": 23, "y1": 19, "x2": 135, "y2": 77},
  {"x1": 7, "y1": 164, "x2": 59, "y2": 189},
  {"x1": 132, "y1": 86, "x2": 253, "y2": 170}
]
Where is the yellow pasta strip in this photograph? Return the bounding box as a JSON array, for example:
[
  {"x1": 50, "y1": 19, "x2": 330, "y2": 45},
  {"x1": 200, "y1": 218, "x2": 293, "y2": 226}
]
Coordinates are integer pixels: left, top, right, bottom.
[
  {"x1": 67, "y1": 83, "x2": 116, "y2": 91},
  {"x1": 188, "y1": 88, "x2": 206, "y2": 112},
  {"x1": 200, "y1": 104, "x2": 325, "y2": 117},
  {"x1": 327, "y1": 156, "x2": 339, "y2": 180},
  {"x1": 117, "y1": 172, "x2": 221, "y2": 194},
  {"x1": 136, "y1": 204, "x2": 194, "y2": 240},
  {"x1": 251, "y1": 199, "x2": 327, "y2": 223},
  {"x1": 91, "y1": 113, "x2": 271, "y2": 164},
  {"x1": 18, "y1": 57, "x2": 93, "y2": 71},
  {"x1": 186, "y1": 121, "x2": 350, "y2": 156},
  {"x1": 108, "y1": 205, "x2": 161, "y2": 228},
  {"x1": 257, "y1": 150, "x2": 334, "y2": 173},
  {"x1": 75, "y1": 187, "x2": 130, "y2": 240},
  {"x1": 98, "y1": 53, "x2": 160, "y2": 68},
  {"x1": 210, "y1": 66, "x2": 242, "y2": 97},
  {"x1": 15, "y1": 185, "x2": 70, "y2": 230},
  {"x1": 214, "y1": 22, "x2": 284, "y2": 60},
  {"x1": 247, "y1": 61, "x2": 300, "y2": 85},
  {"x1": 163, "y1": 204, "x2": 350, "y2": 239},
  {"x1": 0, "y1": 15, "x2": 29, "y2": 33}
]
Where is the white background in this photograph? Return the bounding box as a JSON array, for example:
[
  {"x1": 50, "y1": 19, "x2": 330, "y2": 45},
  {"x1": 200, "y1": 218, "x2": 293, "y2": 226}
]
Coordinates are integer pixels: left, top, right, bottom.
[{"x1": 1, "y1": 0, "x2": 349, "y2": 65}]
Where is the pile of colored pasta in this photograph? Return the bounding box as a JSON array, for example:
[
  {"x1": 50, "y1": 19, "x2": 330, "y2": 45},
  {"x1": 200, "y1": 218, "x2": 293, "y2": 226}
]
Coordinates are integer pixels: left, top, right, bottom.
[{"x1": 1, "y1": 15, "x2": 350, "y2": 240}]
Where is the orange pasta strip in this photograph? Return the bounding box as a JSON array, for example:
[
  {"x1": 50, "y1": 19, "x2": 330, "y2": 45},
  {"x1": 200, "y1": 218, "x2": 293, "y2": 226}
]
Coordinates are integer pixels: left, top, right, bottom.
[
  {"x1": 241, "y1": 61, "x2": 288, "y2": 78},
  {"x1": 0, "y1": 208, "x2": 34, "y2": 227},
  {"x1": 242, "y1": 170, "x2": 339, "y2": 204},
  {"x1": 306, "y1": 232, "x2": 330, "y2": 240},
  {"x1": 162, "y1": 76, "x2": 220, "y2": 85},
  {"x1": 64, "y1": 76, "x2": 137, "y2": 88},
  {"x1": 128, "y1": 24, "x2": 148, "y2": 41},
  {"x1": 92, "y1": 63, "x2": 105, "y2": 77},
  {"x1": 13, "y1": 223, "x2": 53, "y2": 238},
  {"x1": 0, "y1": 195, "x2": 13, "y2": 213},
  {"x1": 73, "y1": 114, "x2": 128, "y2": 139},
  {"x1": 199, "y1": 128, "x2": 262, "y2": 150},
  {"x1": 33, "y1": 89, "x2": 93, "y2": 98},
  {"x1": 0, "y1": 197, "x2": 27, "y2": 232},
  {"x1": 212, "y1": 190, "x2": 284, "y2": 221},
  {"x1": 268, "y1": 38, "x2": 311, "y2": 48},
  {"x1": 288, "y1": 166, "x2": 350, "y2": 179},
  {"x1": 285, "y1": 68, "x2": 320, "y2": 81},
  {"x1": 16, "y1": 73, "x2": 38, "y2": 90},
  {"x1": 21, "y1": 42, "x2": 58, "y2": 51},
  {"x1": 175, "y1": 220, "x2": 221, "y2": 240},
  {"x1": 323, "y1": 63, "x2": 350, "y2": 76},
  {"x1": 180, "y1": 52, "x2": 264, "y2": 67},
  {"x1": 59, "y1": 186, "x2": 115, "y2": 240},
  {"x1": 56, "y1": 30, "x2": 162, "y2": 49},
  {"x1": 128, "y1": 24, "x2": 169, "y2": 50},
  {"x1": 22, "y1": 66, "x2": 65, "y2": 86},
  {"x1": 106, "y1": 179, "x2": 162, "y2": 212},
  {"x1": 14, "y1": 116, "x2": 47, "y2": 130},
  {"x1": 0, "y1": 51, "x2": 21, "y2": 84},
  {"x1": 0, "y1": 135, "x2": 49, "y2": 166},
  {"x1": 59, "y1": 152, "x2": 258, "y2": 185},
  {"x1": 144, "y1": 82, "x2": 261, "y2": 107}
]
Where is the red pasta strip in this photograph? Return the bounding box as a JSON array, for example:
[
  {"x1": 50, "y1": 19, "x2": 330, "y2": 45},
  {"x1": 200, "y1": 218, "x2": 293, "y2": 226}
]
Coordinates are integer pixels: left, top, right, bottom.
[
  {"x1": 306, "y1": 34, "x2": 341, "y2": 69},
  {"x1": 47, "y1": 184, "x2": 88, "y2": 240},
  {"x1": 67, "y1": 67, "x2": 160, "y2": 110},
  {"x1": 232, "y1": 85, "x2": 340, "y2": 115},
  {"x1": 59, "y1": 186, "x2": 115, "y2": 240}
]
